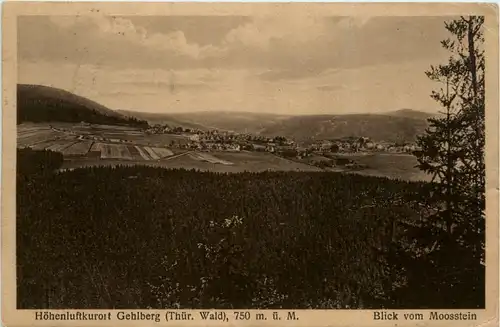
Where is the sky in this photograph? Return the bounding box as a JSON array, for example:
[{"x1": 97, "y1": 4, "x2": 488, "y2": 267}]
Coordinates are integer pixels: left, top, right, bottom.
[{"x1": 18, "y1": 15, "x2": 453, "y2": 115}]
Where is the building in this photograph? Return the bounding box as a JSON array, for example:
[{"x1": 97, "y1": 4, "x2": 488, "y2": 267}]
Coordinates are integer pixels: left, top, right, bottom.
[
  {"x1": 265, "y1": 145, "x2": 276, "y2": 153},
  {"x1": 227, "y1": 144, "x2": 241, "y2": 152},
  {"x1": 189, "y1": 134, "x2": 200, "y2": 142},
  {"x1": 320, "y1": 141, "x2": 333, "y2": 151},
  {"x1": 365, "y1": 142, "x2": 375, "y2": 149}
]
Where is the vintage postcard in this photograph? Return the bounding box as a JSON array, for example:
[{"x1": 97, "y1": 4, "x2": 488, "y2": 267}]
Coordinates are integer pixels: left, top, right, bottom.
[{"x1": 2, "y1": 2, "x2": 499, "y2": 327}]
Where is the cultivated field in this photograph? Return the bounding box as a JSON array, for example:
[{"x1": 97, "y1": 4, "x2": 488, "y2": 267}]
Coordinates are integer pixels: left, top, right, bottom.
[
  {"x1": 144, "y1": 146, "x2": 160, "y2": 160},
  {"x1": 30, "y1": 139, "x2": 66, "y2": 151},
  {"x1": 45, "y1": 140, "x2": 78, "y2": 152},
  {"x1": 134, "y1": 146, "x2": 152, "y2": 160},
  {"x1": 150, "y1": 147, "x2": 174, "y2": 158},
  {"x1": 17, "y1": 124, "x2": 68, "y2": 148},
  {"x1": 89, "y1": 143, "x2": 131, "y2": 160},
  {"x1": 61, "y1": 141, "x2": 93, "y2": 156},
  {"x1": 18, "y1": 123, "x2": 181, "y2": 162}
]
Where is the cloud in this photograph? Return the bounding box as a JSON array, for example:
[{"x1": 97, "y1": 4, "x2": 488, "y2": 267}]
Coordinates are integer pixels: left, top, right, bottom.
[
  {"x1": 222, "y1": 15, "x2": 328, "y2": 50},
  {"x1": 48, "y1": 15, "x2": 221, "y2": 60},
  {"x1": 20, "y1": 15, "x2": 450, "y2": 76},
  {"x1": 210, "y1": 15, "x2": 450, "y2": 76}
]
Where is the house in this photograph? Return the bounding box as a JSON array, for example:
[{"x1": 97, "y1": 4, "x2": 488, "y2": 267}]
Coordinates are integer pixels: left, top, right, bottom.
[
  {"x1": 358, "y1": 137, "x2": 370, "y2": 145},
  {"x1": 365, "y1": 142, "x2": 375, "y2": 149},
  {"x1": 404, "y1": 145, "x2": 417, "y2": 152},
  {"x1": 227, "y1": 144, "x2": 241, "y2": 152},
  {"x1": 296, "y1": 147, "x2": 310, "y2": 157},
  {"x1": 265, "y1": 145, "x2": 276, "y2": 153},
  {"x1": 320, "y1": 141, "x2": 333, "y2": 151},
  {"x1": 189, "y1": 134, "x2": 200, "y2": 142}
]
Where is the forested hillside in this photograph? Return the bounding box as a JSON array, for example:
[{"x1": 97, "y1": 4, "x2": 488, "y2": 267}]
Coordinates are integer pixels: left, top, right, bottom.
[
  {"x1": 259, "y1": 113, "x2": 431, "y2": 143},
  {"x1": 17, "y1": 84, "x2": 149, "y2": 128},
  {"x1": 17, "y1": 148, "x2": 484, "y2": 310}
]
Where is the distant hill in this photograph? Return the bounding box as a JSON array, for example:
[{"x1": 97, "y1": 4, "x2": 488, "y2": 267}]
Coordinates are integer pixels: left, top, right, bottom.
[
  {"x1": 17, "y1": 84, "x2": 148, "y2": 127},
  {"x1": 120, "y1": 108, "x2": 434, "y2": 143},
  {"x1": 259, "y1": 112, "x2": 432, "y2": 143},
  {"x1": 383, "y1": 108, "x2": 436, "y2": 120},
  {"x1": 159, "y1": 111, "x2": 290, "y2": 134},
  {"x1": 116, "y1": 110, "x2": 209, "y2": 131},
  {"x1": 117, "y1": 110, "x2": 291, "y2": 134}
]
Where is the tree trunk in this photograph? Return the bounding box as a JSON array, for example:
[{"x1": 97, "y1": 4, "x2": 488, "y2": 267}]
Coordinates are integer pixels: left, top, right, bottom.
[
  {"x1": 467, "y1": 17, "x2": 478, "y2": 99},
  {"x1": 445, "y1": 77, "x2": 453, "y2": 234}
]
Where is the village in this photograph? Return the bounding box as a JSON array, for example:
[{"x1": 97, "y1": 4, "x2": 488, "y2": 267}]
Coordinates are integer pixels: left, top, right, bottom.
[
  {"x1": 44, "y1": 122, "x2": 421, "y2": 172},
  {"x1": 145, "y1": 123, "x2": 421, "y2": 158}
]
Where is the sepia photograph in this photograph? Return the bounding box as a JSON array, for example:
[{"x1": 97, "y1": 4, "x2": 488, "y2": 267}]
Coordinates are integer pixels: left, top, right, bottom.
[{"x1": 2, "y1": 2, "x2": 498, "y2": 322}]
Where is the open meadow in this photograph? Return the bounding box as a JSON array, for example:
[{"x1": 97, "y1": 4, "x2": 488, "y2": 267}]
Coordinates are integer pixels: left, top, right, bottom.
[{"x1": 334, "y1": 153, "x2": 432, "y2": 182}]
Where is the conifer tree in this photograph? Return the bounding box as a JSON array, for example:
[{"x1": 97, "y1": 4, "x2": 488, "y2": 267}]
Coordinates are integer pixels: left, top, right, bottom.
[{"x1": 386, "y1": 16, "x2": 485, "y2": 309}]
